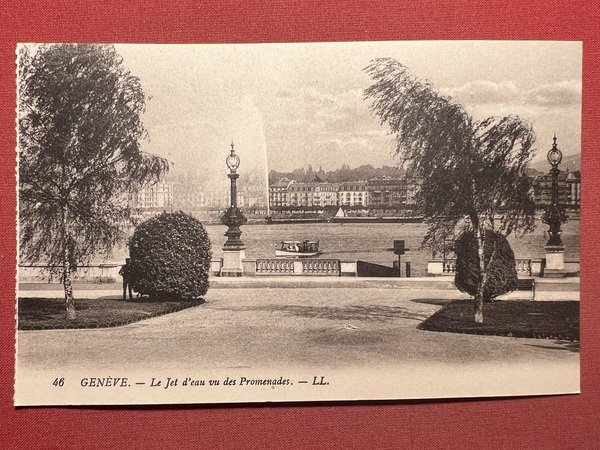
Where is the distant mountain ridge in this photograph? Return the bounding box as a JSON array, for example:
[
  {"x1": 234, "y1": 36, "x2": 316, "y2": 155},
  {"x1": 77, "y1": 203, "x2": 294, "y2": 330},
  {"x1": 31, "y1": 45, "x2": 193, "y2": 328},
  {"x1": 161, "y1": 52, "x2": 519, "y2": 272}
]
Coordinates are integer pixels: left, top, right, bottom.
[{"x1": 268, "y1": 153, "x2": 581, "y2": 185}]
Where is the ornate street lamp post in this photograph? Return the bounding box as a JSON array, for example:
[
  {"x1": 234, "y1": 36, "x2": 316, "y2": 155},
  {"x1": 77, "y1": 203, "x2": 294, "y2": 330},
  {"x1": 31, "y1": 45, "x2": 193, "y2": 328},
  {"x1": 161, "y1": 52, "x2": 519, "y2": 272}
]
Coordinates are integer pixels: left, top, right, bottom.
[
  {"x1": 220, "y1": 142, "x2": 247, "y2": 276},
  {"x1": 543, "y1": 135, "x2": 567, "y2": 277}
]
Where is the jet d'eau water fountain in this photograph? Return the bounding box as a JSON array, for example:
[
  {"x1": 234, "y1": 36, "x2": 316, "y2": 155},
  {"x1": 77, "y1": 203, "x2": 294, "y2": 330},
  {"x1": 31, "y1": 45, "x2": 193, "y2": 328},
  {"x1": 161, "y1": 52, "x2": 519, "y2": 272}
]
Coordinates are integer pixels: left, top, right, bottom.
[
  {"x1": 223, "y1": 95, "x2": 271, "y2": 217},
  {"x1": 162, "y1": 94, "x2": 271, "y2": 216}
]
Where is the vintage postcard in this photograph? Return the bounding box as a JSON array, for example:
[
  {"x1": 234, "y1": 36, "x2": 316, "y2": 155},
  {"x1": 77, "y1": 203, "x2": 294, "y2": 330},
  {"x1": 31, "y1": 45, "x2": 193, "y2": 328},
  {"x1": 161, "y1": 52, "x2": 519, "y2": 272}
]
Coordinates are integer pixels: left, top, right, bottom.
[{"x1": 15, "y1": 41, "x2": 581, "y2": 406}]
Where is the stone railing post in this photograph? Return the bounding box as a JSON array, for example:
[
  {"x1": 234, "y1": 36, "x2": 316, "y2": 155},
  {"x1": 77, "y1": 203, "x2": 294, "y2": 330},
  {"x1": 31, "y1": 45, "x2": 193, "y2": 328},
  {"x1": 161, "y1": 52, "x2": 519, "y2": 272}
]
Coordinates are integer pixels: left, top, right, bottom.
[{"x1": 427, "y1": 259, "x2": 444, "y2": 276}]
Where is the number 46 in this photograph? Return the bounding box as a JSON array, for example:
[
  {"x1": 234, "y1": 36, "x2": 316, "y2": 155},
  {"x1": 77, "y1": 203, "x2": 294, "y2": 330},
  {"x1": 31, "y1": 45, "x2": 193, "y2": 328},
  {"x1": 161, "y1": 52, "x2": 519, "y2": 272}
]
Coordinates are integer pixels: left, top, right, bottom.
[{"x1": 52, "y1": 377, "x2": 64, "y2": 387}]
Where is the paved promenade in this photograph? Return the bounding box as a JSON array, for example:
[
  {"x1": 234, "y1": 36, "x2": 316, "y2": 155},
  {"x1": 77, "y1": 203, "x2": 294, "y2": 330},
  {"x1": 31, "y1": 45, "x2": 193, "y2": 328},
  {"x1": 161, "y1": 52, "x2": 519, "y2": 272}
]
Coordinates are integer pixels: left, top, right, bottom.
[
  {"x1": 17, "y1": 285, "x2": 579, "y2": 370},
  {"x1": 16, "y1": 277, "x2": 580, "y2": 404}
]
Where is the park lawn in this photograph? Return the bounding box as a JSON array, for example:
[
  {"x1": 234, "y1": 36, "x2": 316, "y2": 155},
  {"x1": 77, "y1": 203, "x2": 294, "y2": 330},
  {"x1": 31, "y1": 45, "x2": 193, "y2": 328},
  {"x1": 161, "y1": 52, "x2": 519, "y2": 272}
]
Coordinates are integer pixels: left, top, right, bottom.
[
  {"x1": 18, "y1": 297, "x2": 204, "y2": 330},
  {"x1": 419, "y1": 300, "x2": 579, "y2": 341}
]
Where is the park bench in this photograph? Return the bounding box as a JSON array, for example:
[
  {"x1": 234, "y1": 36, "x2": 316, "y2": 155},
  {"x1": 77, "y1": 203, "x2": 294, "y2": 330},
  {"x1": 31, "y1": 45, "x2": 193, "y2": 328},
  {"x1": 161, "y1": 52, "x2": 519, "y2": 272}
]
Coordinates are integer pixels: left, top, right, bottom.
[{"x1": 516, "y1": 278, "x2": 536, "y2": 300}]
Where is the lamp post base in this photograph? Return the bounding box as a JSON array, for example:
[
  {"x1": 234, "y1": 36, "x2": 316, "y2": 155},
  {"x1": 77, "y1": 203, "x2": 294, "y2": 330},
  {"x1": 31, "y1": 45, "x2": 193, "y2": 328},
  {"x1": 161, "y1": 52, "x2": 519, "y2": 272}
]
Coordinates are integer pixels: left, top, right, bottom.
[
  {"x1": 544, "y1": 245, "x2": 567, "y2": 278},
  {"x1": 220, "y1": 248, "x2": 246, "y2": 277}
]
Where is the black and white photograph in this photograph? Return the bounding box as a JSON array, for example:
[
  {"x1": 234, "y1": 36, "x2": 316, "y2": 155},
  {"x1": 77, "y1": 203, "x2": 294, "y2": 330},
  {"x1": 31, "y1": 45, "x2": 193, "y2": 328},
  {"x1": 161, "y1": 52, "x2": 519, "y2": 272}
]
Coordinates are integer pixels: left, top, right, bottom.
[{"x1": 15, "y1": 41, "x2": 581, "y2": 406}]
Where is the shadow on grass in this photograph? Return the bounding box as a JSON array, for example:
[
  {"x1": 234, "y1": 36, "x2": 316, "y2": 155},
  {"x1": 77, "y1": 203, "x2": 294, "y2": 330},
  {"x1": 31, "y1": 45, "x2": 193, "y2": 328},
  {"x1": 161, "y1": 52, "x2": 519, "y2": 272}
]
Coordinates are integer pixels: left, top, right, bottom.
[
  {"x1": 419, "y1": 300, "x2": 579, "y2": 341},
  {"x1": 525, "y1": 340, "x2": 580, "y2": 353},
  {"x1": 410, "y1": 298, "x2": 452, "y2": 306},
  {"x1": 18, "y1": 297, "x2": 205, "y2": 330}
]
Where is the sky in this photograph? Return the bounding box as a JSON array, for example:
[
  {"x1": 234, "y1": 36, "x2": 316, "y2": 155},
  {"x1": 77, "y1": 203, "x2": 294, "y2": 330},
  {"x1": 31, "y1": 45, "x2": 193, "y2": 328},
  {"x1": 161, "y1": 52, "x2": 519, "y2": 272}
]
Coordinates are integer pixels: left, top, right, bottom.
[{"x1": 116, "y1": 41, "x2": 582, "y2": 176}]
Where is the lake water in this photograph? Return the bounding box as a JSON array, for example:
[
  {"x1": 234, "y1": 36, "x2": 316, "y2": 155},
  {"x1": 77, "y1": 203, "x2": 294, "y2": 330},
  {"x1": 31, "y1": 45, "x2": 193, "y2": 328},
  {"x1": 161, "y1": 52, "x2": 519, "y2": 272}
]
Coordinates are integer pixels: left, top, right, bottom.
[{"x1": 109, "y1": 219, "x2": 580, "y2": 278}]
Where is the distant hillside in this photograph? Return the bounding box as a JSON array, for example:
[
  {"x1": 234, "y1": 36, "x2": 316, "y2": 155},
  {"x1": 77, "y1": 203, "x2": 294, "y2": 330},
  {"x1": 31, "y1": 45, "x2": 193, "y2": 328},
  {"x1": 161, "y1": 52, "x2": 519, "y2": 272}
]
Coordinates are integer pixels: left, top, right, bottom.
[
  {"x1": 269, "y1": 154, "x2": 581, "y2": 184},
  {"x1": 529, "y1": 152, "x2": 580, "y2": 173},
  {"x1": 269, "y1": 164, "x2": 405, "y2": 184}
]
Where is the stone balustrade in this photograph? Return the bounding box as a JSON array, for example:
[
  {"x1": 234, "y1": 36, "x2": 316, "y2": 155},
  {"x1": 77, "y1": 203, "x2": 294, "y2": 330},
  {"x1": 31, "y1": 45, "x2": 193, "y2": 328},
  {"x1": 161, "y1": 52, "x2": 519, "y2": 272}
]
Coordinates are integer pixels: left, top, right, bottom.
[
  {"x1": 428, "y1": 258, "x2": 542, "y2": 277},
  {"x1": 256, "y1": 259, "x2": 295, "y2": 275},
  {"x1": 301, "y1": 259, "x2": 340, "y2": 276},
  {"x1": 19, "y1": 264, "x2": 121, "y2": 283},
  {"x1": 18, "y1": 255, "x2": 577, "y2": 281},
  {"x1": 515, "y1": 259, "x2": 532, "y2": 275},
  {"x1": 255, "y1": 258, "x2": 340, "y2": 276},
  {"x1": 443, "y1": 259, "x2": 456, "y2": 275}
]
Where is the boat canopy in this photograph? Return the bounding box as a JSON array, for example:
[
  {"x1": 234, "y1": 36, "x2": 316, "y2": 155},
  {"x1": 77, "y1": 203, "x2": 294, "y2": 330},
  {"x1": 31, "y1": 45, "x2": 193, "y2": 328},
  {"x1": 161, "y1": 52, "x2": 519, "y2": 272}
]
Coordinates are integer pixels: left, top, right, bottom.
[{"x1": 278, "y1": 240, "x2": 320, "y2": 252}]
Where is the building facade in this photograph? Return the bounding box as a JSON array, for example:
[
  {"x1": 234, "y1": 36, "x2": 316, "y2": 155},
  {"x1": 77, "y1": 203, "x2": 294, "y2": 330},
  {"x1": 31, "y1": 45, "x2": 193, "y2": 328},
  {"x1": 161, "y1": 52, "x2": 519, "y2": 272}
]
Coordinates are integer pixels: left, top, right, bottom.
[
  {"x1": 565, "y1": 171, "x2": 581, "y2": 208},
  {"x1": 287, "y1": 177, "x2": 340, "y2": 208},
  {"x1": 313, "y1": 181, "x2": 340, "y2": 207},
  {"x1": 366, "y1": 177, "x2": 410, "y2": 208},
  {"x1": 272, "y1": 176, "x2": 420, "y2": 209},
  {"x1": 135, "y1": 181, "x2": 176, "y2": 209},
  {"x1": 269, "y1": 178, "x2": 294, "y2": 207},
  {"x1": 338, "y1": 181, "x2": 368, "y2": 207},
  {"x1": 533, "y1": 170, "x2": 581, "y2": 209}
]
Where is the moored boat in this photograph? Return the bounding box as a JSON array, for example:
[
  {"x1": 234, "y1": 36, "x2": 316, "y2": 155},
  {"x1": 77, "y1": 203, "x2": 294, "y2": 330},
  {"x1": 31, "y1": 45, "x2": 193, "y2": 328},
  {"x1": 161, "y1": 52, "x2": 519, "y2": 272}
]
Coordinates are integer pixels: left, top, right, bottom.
[{"x1": 275, "y1": 240, "x2": 322, "y2": 257}]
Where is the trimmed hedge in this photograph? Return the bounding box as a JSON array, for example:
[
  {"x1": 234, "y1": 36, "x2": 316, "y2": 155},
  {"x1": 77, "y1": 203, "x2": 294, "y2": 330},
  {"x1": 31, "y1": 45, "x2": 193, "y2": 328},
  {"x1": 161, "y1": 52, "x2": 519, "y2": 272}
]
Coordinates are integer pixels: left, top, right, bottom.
[
  {"x1": 454, "y1": 229, "x2": 517, "y2": 301},
  {"x1": 129, "y1": 211, "x2": 212, "y2": 299}
]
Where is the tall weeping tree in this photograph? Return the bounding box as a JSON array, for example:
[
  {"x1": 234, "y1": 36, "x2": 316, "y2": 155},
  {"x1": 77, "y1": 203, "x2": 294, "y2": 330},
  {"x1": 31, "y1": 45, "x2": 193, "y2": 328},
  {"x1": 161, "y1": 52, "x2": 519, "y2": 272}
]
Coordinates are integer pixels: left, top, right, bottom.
[
  {"x1": 18, "y1": 44, "x2": 169, "y2": 319},
  {"x1": 365, "y1": 58, "x2": 536, "y2": 323}
]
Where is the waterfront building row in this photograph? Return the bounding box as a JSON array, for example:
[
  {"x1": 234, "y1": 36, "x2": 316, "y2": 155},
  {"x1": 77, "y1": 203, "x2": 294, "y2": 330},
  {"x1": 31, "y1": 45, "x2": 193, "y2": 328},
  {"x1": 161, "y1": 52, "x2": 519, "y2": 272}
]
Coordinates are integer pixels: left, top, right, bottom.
[
  {"x1": 270, "y1": 176, "x2": 420, "y2": 209},
  {"x1": 133, "y1": 181, "x2": 266, "y2": 211},
  {"x1": 532, "y1": 169, "x2": 581, "y2": 209},
  {"x1": 268, "y1": 169, "x2": 580, "y2": 211},
  {"x1": 131, "y1": 168, "x2": 581, "y2": 214}
]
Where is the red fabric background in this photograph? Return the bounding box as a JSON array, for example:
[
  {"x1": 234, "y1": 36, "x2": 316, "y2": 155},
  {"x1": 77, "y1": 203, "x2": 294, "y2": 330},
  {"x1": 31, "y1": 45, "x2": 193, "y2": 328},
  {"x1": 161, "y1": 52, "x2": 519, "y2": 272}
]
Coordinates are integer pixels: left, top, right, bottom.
[{"x1": 1, "y1": 1, "x2": 599, "y2": 448}]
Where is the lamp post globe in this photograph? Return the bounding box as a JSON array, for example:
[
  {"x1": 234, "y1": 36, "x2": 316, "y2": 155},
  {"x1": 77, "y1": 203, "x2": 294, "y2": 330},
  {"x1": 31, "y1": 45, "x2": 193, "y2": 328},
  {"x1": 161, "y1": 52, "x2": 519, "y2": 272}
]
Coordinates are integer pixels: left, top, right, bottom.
[
  {"x1": 226, "y1": 142, "x2": 240, "y2": 173},
  {"x1": 547, "y1": 136, "x2": 563, "y2": 168}
]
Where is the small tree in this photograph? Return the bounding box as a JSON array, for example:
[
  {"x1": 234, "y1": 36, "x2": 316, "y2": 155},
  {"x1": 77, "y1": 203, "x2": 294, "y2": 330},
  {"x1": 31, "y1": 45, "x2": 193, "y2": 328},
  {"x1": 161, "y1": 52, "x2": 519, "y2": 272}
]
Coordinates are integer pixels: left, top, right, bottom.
[
  {"x1": 365, "y1": 58, "x2": 536, "y2": 323},
  {"x1": 455, "y1": 230, "x2": 518, "y2": 301},
  {"x1": 18, "y1": 44, "x2": 169, "y2": 319},
  {"x1": 129, "y1": 212, "x2": 212, "y2": 299}
]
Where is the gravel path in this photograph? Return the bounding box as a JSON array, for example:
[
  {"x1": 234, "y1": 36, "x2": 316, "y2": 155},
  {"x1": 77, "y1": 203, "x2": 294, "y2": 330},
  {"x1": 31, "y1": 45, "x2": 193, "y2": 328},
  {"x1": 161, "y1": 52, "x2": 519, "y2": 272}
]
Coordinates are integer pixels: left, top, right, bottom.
[
  {"x1": 16, "y1": 287, "x2": 579, "y2": 405},
  {"x1": 17, "y1": 287, "x2": 578, "y2": 372}
]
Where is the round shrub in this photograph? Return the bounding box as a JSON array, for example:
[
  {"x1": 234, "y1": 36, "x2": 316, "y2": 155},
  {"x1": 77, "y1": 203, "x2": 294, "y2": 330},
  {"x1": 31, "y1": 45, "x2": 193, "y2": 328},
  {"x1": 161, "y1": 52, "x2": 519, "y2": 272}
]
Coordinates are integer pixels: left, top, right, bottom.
[
  {"x1": 454, "y1": 229, "x2": 517, "y2": 301},
  {"x1": 129, "y1": 211, "x2": 212, "y2": 299}
]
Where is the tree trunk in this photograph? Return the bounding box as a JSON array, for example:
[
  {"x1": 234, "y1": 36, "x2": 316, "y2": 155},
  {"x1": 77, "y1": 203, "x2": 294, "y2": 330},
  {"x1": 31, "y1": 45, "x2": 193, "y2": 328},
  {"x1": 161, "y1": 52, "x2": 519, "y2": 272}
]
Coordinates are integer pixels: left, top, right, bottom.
[
  {"x1": 61, "y1": 205, "x2": 76, "y2": 320},
  {"x1": 474, "y1": 279, "x2": 485, "y2": 324},
  {"x1": 63, "y1": 256, "x2": 76, "y2": 320},
  {"x1": 473, "y1": 227, "x2": 486, "y2": 324}
]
